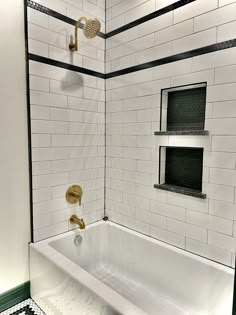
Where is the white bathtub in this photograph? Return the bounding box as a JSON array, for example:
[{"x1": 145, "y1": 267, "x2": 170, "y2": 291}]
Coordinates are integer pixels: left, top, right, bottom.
[{"x1": 30, "y1": 221, "x2": 234, "y2": 315}]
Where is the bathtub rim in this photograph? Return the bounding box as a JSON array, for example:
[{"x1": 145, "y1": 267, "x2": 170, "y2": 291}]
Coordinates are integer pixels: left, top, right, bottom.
[{"x1": 30, "y1": 220, "x2": 234, "y2": 315}]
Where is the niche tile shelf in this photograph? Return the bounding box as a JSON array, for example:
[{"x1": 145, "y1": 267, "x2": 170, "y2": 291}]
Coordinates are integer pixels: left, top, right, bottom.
[
  {"x1": 155, "y1": 147, "x2": 206, "y2": 199},
  {"x1": 158, "y1": 83, "x2": 208, "y2": 135},
  {"x1": 154, "y1": 184, "x2": 206, "y2": 199},
  {"x1": 154, "y1": 130, "x2": 209, "y2": 136}
]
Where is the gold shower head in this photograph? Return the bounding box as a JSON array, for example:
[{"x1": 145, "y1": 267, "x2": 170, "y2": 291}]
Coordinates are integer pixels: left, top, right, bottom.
[
  {"x1": 83, "y1": 18, "x2": 101, "y2": 39},
  {"x1": 69, "y1": 17, "x2": 101, "y2": 51}
]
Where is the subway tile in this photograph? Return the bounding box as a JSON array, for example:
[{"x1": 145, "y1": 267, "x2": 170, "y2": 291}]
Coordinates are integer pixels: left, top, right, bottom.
[
  {"x1": 31, "y1": 105, "x2": 50, "y2": 120},
  {"x1": 34, "y1": 213, "x2": 52, "y2": 229},
  {"x1": 167, "y1": 218, "x2": 207, "y2": 243},
  {"x1": 107, "y1": 199, "x2": 135, "y2": 217},
  {"x1": 173, "y1": 28, "x2": 217, "y2": 55},
  {"x1": 34, "y1": 221, "x2": 68, "y2": 242},
  {"x1": 31, "y1": 120, "x2": 68, "y2": 134},
  {"x1": 209, "y1": 200, "x2": 236, "y2": 220},
  {"x1": 139, "y1": 12, "x2": 173, "y2": 37},
  {"x1": 207, "y1": 118, "x2": 236, "y2": 135},
  {"x1": 209, "y1": 168, "x2": 236, "y2": 186},
  {"x1": 203, "y1": 183, "x2": 234, "y2": 203},
  {"x1": 207, "y1": 83, "x2": 236, "y2": 102},
  {"x1": 30, "y1": 90, "x2": 67, "y2": 108},
  {"x1": 208, "y1": 230, "x2": 236, "y2": 252},
  {"x1": 32, "y1": 148, "x2": 68, "y2": 162},
  {"x1": 33, "y1": 173, "x2": 68, "y2": 189},
  {"x1": 30, "y1": 76, "x2": 49, "y2": 92},
  {"x1": 32, "y1": 161, "x2": 51, "y2": 176},
  {"x1": 187, "y1": 210, "x2": 233, "y2": 235},
  {"x1": 33, "y1": 188, "x2": 51, "y2": 203},
  {"x1": 212, "y1": 101, "x2": 236, "y2": 118},
  {"x1": 151, "y1": 225, "x2": 185, "y2": 249},
  {"x1": 194, "y1": 2, "x2": 236, "y2": 32},
  {"x1": 154, "y1": 59, "x2": 192, "y2": 81},
  {"x1": 28, "y1": 24, "x2": 66, "y2": 49},
  {"x1": 212, "y1": 136, "x2": 236, "y2": 152},
  {"x1": 171, "y1": 69, "x2": 215, "y2": 87},
  {"x1": 215, "y1": 65, "x2": 236, "y2": 85},
  {"x1": 50, "y1": 79, "x2": 84, "y2": 98},
  {"x1": 136, "y1": 208, "x2": 166, "y2": 229},
  {"x1": 139, "y1": 42, "x2": 172, "y2": 64},
  {"x1": 123, "y1": 193, "x2": 150, "y2": 210},
  {"x1": 186, "y1": 238, "x2": 232, "y2": 266},
  {"x1": 166, "y1": 192, "x2": 209, "y2": 213},
  {"x1": 204, "y1": 151, "x2": 236, "y2": 169},
  {"x1": 218, "y1": 20, "x2": 236, "y2": 42},
  {"x1": 151, "y1": 200, "x2": 186, "y2": 221},
  {"x1": 174, "y1": 0, "x2": 218, "y2": 24},
  {"x1": 123, "y1": 216, "x2": 150, "y2": 235},
  {"x1": 28, "y1": 39, "x2": 49, "y2": 58},
  {"x1": 27, "y1": 7, "x2": 49, "y2": 28},
  {"x1": 138, "y1": 78, "x2": 171, "y2": 97},
  {"x1": 219, "y1": 0, "x2": 235, "y2": 6},
  {"x1": 155, "y1": 19, "x2": 193, "y2": 46},
  {"x1": 192, "y1": 47, "x2": 236, "y2": 72},
  {"x1": 32, "y1": 134, "x2": 51, "y2": 148}
]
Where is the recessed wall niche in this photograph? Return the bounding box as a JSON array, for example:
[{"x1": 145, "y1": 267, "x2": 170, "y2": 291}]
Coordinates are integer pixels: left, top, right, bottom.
[
  {"x1": 154, "y1": 147, "x2": 206, "y2": 199},
  {"x1": 159, "y1": 83, "x2": 208, "y2": 135}
]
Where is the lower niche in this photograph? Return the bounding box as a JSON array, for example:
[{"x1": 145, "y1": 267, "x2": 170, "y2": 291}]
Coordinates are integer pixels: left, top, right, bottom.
[{"x1": 154, "y1": 147, "x2": 206, "y2": 199}]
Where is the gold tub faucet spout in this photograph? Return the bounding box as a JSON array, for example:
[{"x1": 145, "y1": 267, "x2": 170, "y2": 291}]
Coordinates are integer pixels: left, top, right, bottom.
[{"x1": 70, "y1": 215, "x2": 86, "y2": 229}]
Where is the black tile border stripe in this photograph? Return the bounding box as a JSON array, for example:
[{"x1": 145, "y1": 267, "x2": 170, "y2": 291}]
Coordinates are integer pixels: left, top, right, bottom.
[
  {"x1": 28, "y1": 38, "x2": 236, "y2": 79},
  {"x1": 106, "y1": 0, "x2": 196, "y2": 38},
  {"x1": 28, "y1": 53, "x2": 106, "y2": 79},
  {"x1": 106, "y1": 39, "x2": 236, "y2": 79},
  {"x1": 27, "y1": 0, "x2": 106, "y2": 39}
]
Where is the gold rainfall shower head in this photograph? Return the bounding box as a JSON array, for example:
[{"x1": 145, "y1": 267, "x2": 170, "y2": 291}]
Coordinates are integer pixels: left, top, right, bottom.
[{"x1": 69, "y1": 17, "x2": 101, "y2": 51}]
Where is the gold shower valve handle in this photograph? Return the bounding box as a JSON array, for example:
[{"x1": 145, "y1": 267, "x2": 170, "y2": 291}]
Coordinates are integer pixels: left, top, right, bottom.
[{"x1": 66, "y1": 185, "x2": 83, "y2": 205}]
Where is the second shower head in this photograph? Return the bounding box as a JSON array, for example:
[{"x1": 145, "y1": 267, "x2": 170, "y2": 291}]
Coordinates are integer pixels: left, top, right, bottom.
[{"x1": 69, "y1": 17, "x2": 101, "y2": 51}]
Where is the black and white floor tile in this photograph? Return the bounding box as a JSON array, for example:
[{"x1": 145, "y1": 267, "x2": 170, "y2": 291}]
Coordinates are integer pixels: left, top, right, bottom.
[{"x1": 1, "y1": 298, "x2": 46, "y2": 315}]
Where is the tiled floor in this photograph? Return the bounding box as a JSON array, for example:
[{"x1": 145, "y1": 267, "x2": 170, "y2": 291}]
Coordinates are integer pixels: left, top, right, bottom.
[{"x1": 1, "y1": 298, "x2": 45, "y2": 315}]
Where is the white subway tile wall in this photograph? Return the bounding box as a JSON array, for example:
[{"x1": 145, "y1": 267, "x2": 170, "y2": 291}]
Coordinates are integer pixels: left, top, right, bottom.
[
  {"x1": 106, "y1": 0, "x2": 236, "y2": 72},
  {"x1": 106, "y1": 0, "x2": 236, "y2": 267},
  {"x1": 28, "y1": 0, "x2": 236, "y2": 266},
  {"x1": 30, "y1": 60, "x2": 105, "y2": 241},
  {"x1": 28, "y1": 0, "x2": 105, "y2": 241},
  {"x1": 28, "y1": 0, "x2": 105, "y2": 73}
]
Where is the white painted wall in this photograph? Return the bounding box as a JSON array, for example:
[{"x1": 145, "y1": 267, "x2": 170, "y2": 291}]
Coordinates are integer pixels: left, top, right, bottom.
[{"x1": 0, "y1": 0, "x2": 31, "y2": 294}]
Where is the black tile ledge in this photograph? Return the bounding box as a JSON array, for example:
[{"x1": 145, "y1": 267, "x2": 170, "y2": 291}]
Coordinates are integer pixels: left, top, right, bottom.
[
  {"x1": 154, "y1": 130, "x2": 209, "y2": 136},
  {"x1": 154, "y1": 184, "x2": 207, "y2": 199}
]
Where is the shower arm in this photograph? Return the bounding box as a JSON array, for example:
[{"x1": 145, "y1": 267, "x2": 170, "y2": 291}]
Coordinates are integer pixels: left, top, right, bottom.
[{"x1": 69, "y1": 17, "x2": 87, "y2": 51}]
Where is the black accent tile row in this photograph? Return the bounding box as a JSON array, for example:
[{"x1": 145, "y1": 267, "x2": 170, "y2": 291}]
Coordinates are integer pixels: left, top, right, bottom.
[
  {"x1": 106, "y1": 39, "x2": 236, "y2": 78},
  {"x1": 106, "y1": 0, "x2": 196, "y2": 38},
  {"x1": 28, "y1": 38, "x2": 236, "y2": 79},
  {"x1": 28, "y1": 53, "x2": 106, "y2": 79},
  {"x1": 154, "y1": 130, "x2": 209, "y2": 136},
  {"x1": 27, "y1": 0, "x2": 105, "y2": 39},
  {"x1": 154, "y1": 184, "x2": 207, "y2": 199}
]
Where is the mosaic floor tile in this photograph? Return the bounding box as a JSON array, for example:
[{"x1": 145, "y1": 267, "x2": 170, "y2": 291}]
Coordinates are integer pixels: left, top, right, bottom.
[{"x1": 1, "y1": 298, "x2": 45, "y2": 315}]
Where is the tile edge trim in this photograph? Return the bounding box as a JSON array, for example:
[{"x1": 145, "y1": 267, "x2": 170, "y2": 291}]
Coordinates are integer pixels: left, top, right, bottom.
[{"x1": 0, "y1": 282, "x2": 31, "y2": 312}]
